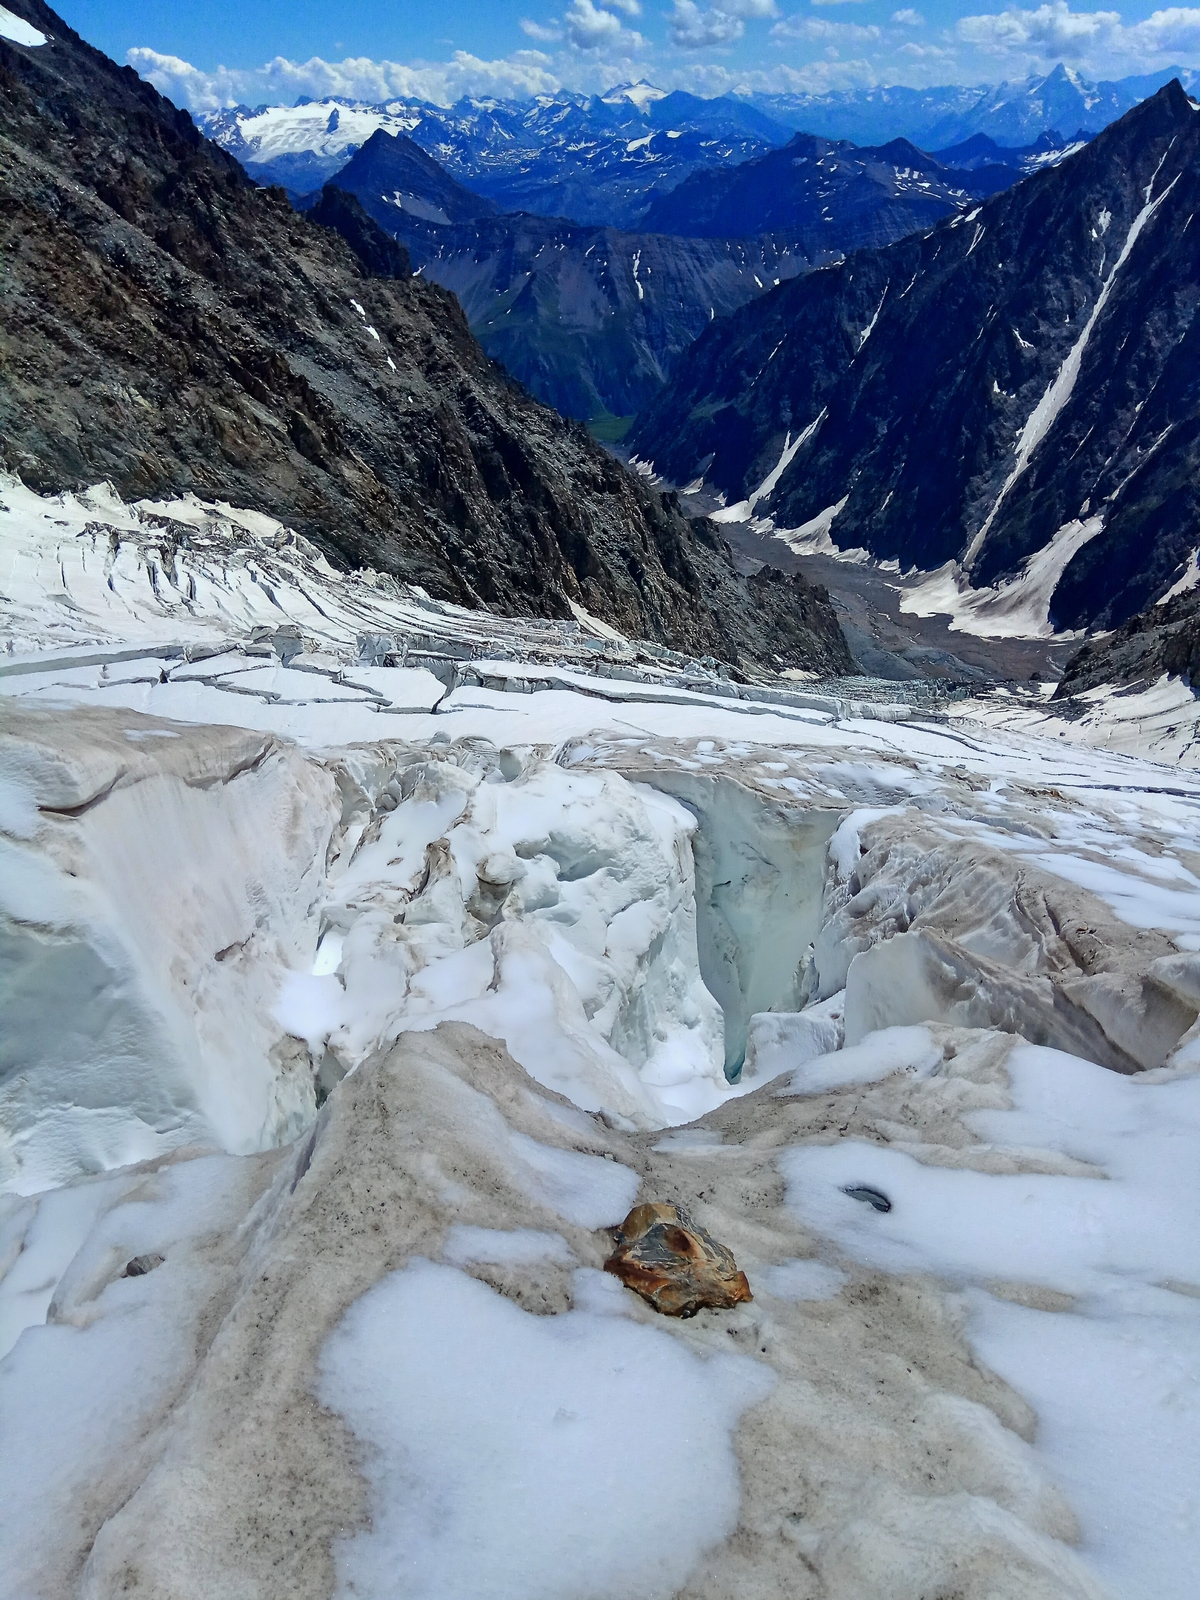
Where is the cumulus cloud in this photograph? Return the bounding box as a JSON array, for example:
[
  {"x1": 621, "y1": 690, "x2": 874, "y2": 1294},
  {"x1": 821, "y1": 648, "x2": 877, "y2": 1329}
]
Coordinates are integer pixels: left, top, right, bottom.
[
  {"x1": 126, "y1": 0, "x2": 1200, "y2": 119},
  {"x1": 520, "y1": 18, "x2": 564, "y2": 42},
  {"x1": 126, "y1": 46, "x2": 563, "y2": 112},
  {"x1": 956, "y1": 3, "x2": 1200, "y2": 73},
  {"x1": 774, "y1": 14, "x2": 882, "y2": 41},
  {"x1": 560, "y1": 0, "x2": 645, "y2": 51},
  {"x1": 668, "y1": 0, "x2": 779, "y2": 50}
]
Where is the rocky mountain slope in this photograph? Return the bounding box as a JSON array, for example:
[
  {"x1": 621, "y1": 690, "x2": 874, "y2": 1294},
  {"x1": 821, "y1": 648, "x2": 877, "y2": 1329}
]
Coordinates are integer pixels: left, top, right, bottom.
[
  {"x1": 329, "y1": 126, "x2": 498, "y2": 224},
  {"x1": 630, "y1": 82, "x2": 1200, "y2": 634},
  {"x1": 381, "y1": 212, "x2": 809, "y2": 422},
  {"x1": 1055, "y1": 586, "x2": 1200, "y2": 697},
  {"x1": 329, "y1": 128, "x2": 1019, "y2": 422},
  {"x1": 202, "y1": 88, "x2": 792, "y2": 229},
  {"x1": 750, "y1": 62, "x2": 1198, "y2": 147},
  {"x1": 0, "y1": 0, "x2": 851, "y2": 674},
  {"x1": 325, "y1": 131, "x2": 811, "y2": 420}
]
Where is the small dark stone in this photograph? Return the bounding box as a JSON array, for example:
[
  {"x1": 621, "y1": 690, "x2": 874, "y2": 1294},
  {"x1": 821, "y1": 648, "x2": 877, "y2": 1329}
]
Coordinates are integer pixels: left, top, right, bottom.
[
  {"x1": 843, "y1": 1185, "x2": 892, "y2": 1213},
  {"x1": 122, "y1": 1253, "x2": 165, "y2": 1277}
]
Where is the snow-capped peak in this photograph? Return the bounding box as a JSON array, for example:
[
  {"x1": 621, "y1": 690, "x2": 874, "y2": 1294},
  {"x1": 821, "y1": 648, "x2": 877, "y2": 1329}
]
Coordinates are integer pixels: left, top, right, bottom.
[{"x1": 602, "y1": 81, "x2": 669, "y2": 112}]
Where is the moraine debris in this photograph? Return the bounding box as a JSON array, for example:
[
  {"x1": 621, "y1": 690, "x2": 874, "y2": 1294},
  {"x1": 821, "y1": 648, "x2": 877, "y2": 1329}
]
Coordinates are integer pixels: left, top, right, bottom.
[{"x1": 604, "y1": 1202, "x2": 752, "y2": 1317}]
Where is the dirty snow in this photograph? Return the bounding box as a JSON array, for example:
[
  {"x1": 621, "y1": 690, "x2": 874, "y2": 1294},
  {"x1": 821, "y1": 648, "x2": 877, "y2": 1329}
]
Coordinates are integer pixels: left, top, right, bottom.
[
  {"x1": 902, "y1": 515, "x2": 1105, "y2": 638},
  {"x1": 319, "y1": 1259, "x2": 772, "y2": 1600},
  {"x1": 782, "y1": 1042, "x2": 1200, "y2": 1600}
]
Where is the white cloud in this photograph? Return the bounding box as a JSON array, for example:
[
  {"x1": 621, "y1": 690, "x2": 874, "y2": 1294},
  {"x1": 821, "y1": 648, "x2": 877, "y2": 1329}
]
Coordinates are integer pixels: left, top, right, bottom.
[
  {"x1": 956, "y1": 4, "x2": 1200, "y2": 74},
  {"x1": 126, "y1": 46, "x2": 563, "y2": 112},
  {"x1": 520, "y1": 19, "x2": 564, "y2": 42},
  {"x1": 126, "y1": 1, "x2": 1199, "y2": 118},
  {"x1": 563, "y1": 0, "x2": 644, "y2": 51},
  {"x1": 522, "y1": 1, "x2": 642, "y2": 52},
  {"x1": 899, "y1": 40, "x2": 958, "y2": 59},
  {"x1": 774, "y1": 14, "x2": 882, "y2": 41},
  {"x1": 668, "y1": 0, "x2": 779, "y2": 50}
]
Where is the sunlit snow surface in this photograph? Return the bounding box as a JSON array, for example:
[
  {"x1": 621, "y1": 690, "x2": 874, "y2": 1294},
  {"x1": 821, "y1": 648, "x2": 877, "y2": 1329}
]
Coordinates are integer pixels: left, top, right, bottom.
[
  {"x1": 3, "y1": 477, "x2": 1200, "y2": 1598},
  {"x1": 320, "y1": 1260, "x2": 772, "y2": 1600},
  {"x1": 0, "y1": 5, "x2": 45, "y2": 45},
  {"x1": 783, "y1": 1045, "x2": 1200, "y2": 1600}
]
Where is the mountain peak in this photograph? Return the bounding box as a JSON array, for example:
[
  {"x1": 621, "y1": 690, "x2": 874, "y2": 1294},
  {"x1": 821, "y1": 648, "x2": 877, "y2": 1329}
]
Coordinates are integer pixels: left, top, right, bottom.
[{"x1": 601, "y1": 81, "x2": 668, "y2": 112}]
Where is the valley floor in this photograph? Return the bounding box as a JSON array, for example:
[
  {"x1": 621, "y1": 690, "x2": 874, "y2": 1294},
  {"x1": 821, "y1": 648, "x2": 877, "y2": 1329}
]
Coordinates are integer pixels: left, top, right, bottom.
[{"x1": 3, "y1": 477, "x2": 1200, "y2": 1599}]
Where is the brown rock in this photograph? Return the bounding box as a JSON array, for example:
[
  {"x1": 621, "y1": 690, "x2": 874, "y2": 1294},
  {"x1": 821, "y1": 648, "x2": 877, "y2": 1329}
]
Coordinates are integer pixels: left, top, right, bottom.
[{"x1": 604, "y1": 1202, "x2": 752, "y2": 1318}]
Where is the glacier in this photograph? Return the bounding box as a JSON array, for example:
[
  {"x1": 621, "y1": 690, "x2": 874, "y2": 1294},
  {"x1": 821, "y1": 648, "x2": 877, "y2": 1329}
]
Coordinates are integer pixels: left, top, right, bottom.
[{"x1": 3, "y1": 477, "x2": 1200, "y2": 1599}]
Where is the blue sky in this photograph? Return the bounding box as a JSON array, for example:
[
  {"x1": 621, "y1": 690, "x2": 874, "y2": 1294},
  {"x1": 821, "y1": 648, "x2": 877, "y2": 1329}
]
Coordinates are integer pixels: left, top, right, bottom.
[{"x1": 59, "y1": 0, "x2": 1200, "y2": 109}]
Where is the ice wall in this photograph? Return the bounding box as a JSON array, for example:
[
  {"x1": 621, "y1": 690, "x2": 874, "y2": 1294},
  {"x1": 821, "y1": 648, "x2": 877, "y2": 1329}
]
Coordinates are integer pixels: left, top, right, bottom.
[
  {"x1": 622, "y1": 770, "x2": 840, "y2": 1074},
  {"x1": 1, "y1": 705, "x2": 337, "y2": 1192}
]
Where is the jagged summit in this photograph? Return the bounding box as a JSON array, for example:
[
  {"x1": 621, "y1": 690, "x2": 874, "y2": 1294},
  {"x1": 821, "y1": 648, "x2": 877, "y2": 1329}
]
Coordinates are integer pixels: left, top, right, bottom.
[{"x1": 327, "y1": 128, "x2": 498, "y2": 224}]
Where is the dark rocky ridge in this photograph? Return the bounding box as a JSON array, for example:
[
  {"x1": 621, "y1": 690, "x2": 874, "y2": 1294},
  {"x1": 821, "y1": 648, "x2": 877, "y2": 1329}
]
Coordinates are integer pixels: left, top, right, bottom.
[
  {"x1": 630, "y1": 83, "x2": 1200, "y2": 633},
  {"x1": 0, "y1": 1, "x2": 852, "y2": 675},
  {"x1": 1055, "y1": 588, "x2": 1200, "y2": 697},
  {"x1": 327, "y1": 129, "x2": 498, "y2": 225},
  {"x1": 929, "y1": 130, "x2": 1083, "y2": 172},
  {"x1": 640, "y1": 133, "x2": 1008, "y2": 240}
]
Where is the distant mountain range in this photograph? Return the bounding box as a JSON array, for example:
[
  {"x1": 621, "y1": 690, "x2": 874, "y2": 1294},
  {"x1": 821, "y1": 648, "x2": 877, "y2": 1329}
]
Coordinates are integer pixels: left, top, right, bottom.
[
  {"x1": 629, "y1": 81, "x2": 1200, "y2": 635},
  {"x1": 200, "y1": 86, "x2": 793, "y2": 230},
  {"x1": 198, "y1": 65, "x2": 1196, "y2": 230},
  {"x1": 319, "y1": 126, "x2": 1036, "y2": 421},
  {"x1": 747, "y1": 63, "x2": 1199, "y2": 147}
]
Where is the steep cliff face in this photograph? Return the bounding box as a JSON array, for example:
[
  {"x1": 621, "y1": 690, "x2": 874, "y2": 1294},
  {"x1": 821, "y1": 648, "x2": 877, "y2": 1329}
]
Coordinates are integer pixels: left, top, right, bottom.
[
  {"x1": 327, "y1": 153, "x2": 814, "y2": 421},
  {"x1": 0, "y1": 1, "x2": 851, "y2": 674},
  {"x1": 630, "y1": 84, "x2": 1200, "y2": 632},
  {"x1": 1055, "y1": 588, "x2": 1200, "y2": 697}
]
